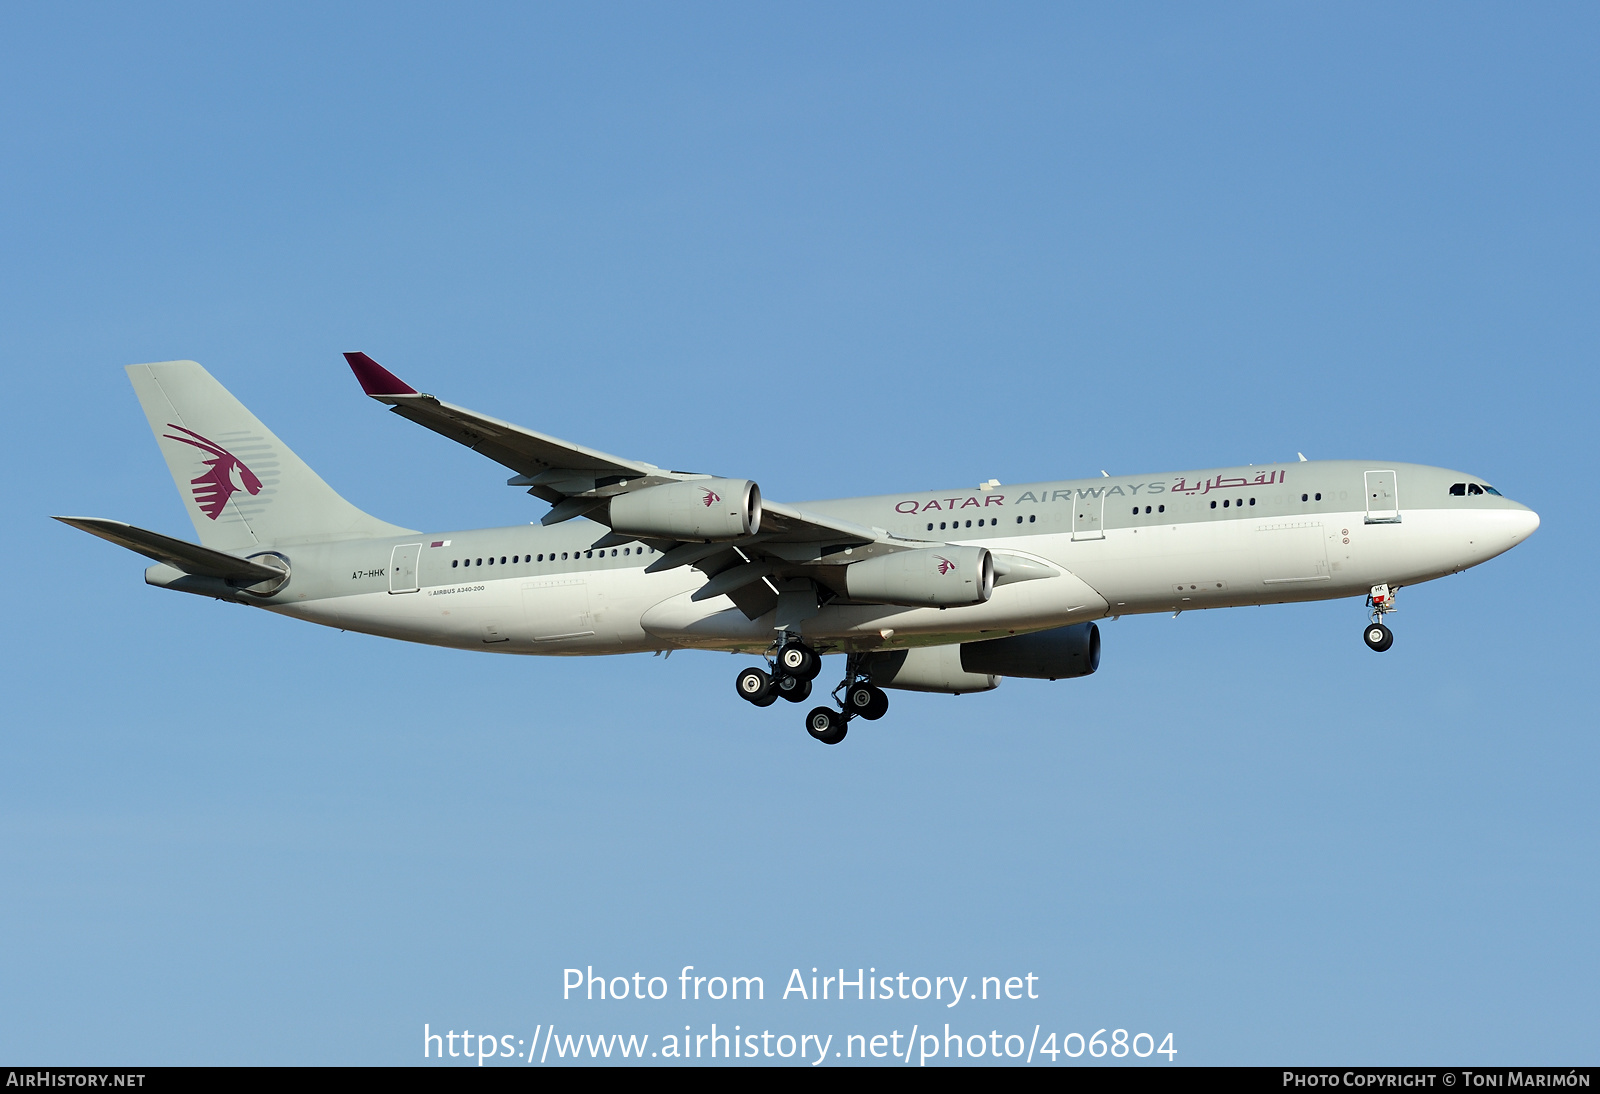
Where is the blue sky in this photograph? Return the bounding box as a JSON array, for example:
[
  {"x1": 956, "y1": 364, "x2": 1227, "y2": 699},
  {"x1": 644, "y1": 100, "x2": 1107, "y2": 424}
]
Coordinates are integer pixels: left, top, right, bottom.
[{"x1": 2, "y1": 3, "x2": 1595, "y2": 1065}]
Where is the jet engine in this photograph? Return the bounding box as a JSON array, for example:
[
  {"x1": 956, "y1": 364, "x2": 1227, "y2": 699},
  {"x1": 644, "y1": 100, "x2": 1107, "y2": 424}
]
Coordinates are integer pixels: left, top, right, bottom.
[
  {"x1": 843, "y1": 546, "x2": 994, "y2": 607},
  {"x1": 959, "y1": 622, "x2": 1100, "y2": 680},
  {"x1": 609, "y1": 479, "x2": 762, "y2": 541}
]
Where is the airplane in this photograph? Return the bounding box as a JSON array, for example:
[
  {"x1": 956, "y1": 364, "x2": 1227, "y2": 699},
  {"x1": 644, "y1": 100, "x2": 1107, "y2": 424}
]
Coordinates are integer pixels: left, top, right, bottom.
[{"x1": 56, "y1": 356, "x2": 1540, "y2": 745}]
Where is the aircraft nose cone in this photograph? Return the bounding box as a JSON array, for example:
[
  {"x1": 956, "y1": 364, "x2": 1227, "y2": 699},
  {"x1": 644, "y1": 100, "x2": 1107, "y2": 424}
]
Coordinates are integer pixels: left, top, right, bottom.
[{"x1": 1482, "y1": 504, "x2": 1539, "y2": 559}]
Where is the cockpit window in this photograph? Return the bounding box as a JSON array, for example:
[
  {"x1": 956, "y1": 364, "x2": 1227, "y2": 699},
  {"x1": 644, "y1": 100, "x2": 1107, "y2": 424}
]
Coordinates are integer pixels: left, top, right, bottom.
[
  {"x1": 1467, "y1": 483, "x2": 1484, "y2": 495},
  {"x1": 1483, "y1": 485, "x2": 1502, "y2": 496},
  {"x1": 1449, "y1": 483, "x2": 1466, "y2": 496}
]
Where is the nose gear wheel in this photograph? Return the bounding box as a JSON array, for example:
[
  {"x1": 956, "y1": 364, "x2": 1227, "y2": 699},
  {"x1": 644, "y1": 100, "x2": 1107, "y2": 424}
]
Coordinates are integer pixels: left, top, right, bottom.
[{"x1": 1363, "y1": 584, "x2": 1398, "y2": 653}]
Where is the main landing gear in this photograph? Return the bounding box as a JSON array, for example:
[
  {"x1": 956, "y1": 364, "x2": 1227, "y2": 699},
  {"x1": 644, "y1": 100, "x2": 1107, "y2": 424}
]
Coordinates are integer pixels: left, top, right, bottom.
[
  {"x1": 734, "y1": 643, "x2": 888, "y2": 745},
  {"x1": 1363, "y1": 583, "x2": 1396, "y2": 652}
]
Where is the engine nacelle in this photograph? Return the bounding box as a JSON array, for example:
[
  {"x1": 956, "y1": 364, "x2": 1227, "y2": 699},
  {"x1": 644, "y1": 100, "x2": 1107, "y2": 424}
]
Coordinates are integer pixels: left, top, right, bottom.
[
  {"x1": 609, "y1": 479, "x2": 761, "y2": 541},
  {"x1": 960, "y1": 622, "x2": 1101, "y2": 680},
  {"x1": 843, "y1": 546, "x2": 994, "y2": 607},
  {"x1": 863, "y1": 645, "x2": 1000, "y2": 694}
]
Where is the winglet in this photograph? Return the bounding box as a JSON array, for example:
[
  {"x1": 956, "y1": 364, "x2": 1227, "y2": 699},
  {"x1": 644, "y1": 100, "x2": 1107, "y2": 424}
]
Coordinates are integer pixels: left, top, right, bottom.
[{"x1": 344, "y1": 352, "x2": 417, "y2": 397}]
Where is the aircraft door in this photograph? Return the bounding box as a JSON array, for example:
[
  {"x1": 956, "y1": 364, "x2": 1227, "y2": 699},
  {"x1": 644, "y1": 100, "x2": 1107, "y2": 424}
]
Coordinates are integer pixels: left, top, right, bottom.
[
  {"x1": 389, "y1": 543, "x2": 422, "y2": 593},
  {"x1": 1072, "y1": 489, "x2": 1105, "y2": 541},
  {"x1": 1364, "y1": 470, "x2": 1401, "y2": 524}
]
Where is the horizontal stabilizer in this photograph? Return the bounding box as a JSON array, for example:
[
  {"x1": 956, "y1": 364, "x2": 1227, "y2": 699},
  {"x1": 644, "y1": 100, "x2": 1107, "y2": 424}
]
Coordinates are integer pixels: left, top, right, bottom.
[{"x1": 54, "y1": 516, "x2": 285, "y2": 583}]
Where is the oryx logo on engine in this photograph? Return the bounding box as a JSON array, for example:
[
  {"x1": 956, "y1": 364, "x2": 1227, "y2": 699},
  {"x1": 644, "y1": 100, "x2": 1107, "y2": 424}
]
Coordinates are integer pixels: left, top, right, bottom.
[
  {"x1": 162, "y1": 423, "x2": 262, "y2": 519},
  {"x1": 702, "y1": 489, "x2": 721, "y2": 507},
  {"x1": 935, "y1": 555, "x2": 957, "y2": 575}
]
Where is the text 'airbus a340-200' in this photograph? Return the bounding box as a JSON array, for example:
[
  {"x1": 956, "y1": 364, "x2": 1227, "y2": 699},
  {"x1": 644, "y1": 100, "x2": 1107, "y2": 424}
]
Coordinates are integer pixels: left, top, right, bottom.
[{"x1": 57, "y1": 356, "x2": 1540, "y2": 744}]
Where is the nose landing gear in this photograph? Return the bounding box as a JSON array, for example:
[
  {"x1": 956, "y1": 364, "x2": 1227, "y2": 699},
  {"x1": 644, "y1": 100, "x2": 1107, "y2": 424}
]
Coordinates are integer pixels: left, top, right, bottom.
[
  {"x1": 733, "y1": 645, "x2": 889, "y2": 744},
  {"x1": 1363, "y1": 584, "x2": 1397, "y2": 652}
]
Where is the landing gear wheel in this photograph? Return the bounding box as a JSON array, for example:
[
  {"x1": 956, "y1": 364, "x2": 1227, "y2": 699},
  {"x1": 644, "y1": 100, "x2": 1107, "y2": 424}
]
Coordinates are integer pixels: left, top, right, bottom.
[
  {"x1": 805, "y1": 706, "x2": 848, "y2": 745},
  {"x1": 1363, "y1": 622, "x2": 1394, "y2": 652},
  {"x1": 778, "y1": 642, "x2": 821, "y2": 680},
  {"x1": 736, "y1": 667, "x2": 777, "y2": 706},
  {"x1": 777, "y1": 675, "x2": 813, "y2": 703},
  {"x1": 844, "y1": 683, "x2": 889, "y2": 721}
]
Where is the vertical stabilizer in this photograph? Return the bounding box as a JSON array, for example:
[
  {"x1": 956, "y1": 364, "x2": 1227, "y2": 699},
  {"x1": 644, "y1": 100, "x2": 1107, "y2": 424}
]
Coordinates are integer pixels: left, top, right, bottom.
[{"x1": 126, "y1": 360, "x2": 413, "y2": 550}]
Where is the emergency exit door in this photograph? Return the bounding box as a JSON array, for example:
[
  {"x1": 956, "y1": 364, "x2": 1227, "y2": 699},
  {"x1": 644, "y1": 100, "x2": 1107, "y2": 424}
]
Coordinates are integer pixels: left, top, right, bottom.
[
  {"x1": 389, "y1": 543, "x2": 422, "y2": 592},
  {"x1": 1364, "y1": 470, "x2": 1400, "y2": 524}
]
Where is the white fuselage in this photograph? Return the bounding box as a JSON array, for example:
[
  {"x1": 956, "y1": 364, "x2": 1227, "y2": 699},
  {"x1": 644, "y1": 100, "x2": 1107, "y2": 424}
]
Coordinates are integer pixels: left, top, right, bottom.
[{"x1": 259, "y1": 460, "x2": 1539, "y2": 659}]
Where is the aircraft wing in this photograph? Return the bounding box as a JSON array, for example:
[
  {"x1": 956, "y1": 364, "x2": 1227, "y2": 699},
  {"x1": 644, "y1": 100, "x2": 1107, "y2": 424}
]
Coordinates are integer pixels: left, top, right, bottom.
[
  {"x1": 345, "y1": 352, "x2": 898, "y2": 553},
  {"x1": 344, "y1": 352, "x2": 668, "y2": 495}
]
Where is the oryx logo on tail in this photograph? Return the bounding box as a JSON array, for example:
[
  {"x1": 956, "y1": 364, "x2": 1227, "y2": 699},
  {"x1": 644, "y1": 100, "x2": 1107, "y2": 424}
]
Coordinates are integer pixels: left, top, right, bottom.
[
  {"x1": 161, "y1": 423, "x2": 262, "y2": 519},
  {"x1": 935, "y1": 555, "x2": 957, "y2": 575}
]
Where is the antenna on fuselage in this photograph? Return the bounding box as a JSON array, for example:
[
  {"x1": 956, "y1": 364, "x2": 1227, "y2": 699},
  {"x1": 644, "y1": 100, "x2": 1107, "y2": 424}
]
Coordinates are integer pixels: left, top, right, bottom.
[{"x1": 1297, "y1": 452, "x2": 1308, "y2": 462}]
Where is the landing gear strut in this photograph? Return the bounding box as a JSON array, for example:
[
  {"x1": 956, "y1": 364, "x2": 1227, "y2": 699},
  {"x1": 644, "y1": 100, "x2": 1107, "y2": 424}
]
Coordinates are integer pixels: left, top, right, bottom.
[
  {"x1": 733, "y1": 643, "x2": 890, "y2": 745},
  {"x1": 1363, "y1": 584, "x2": 1396, "y2": 652},
  {"x1": 811, "y1": 653, "x2": 889, "y2": 744},
  {"x1": 734, "y1": 637, "x2": 823, "y2": 715}
]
